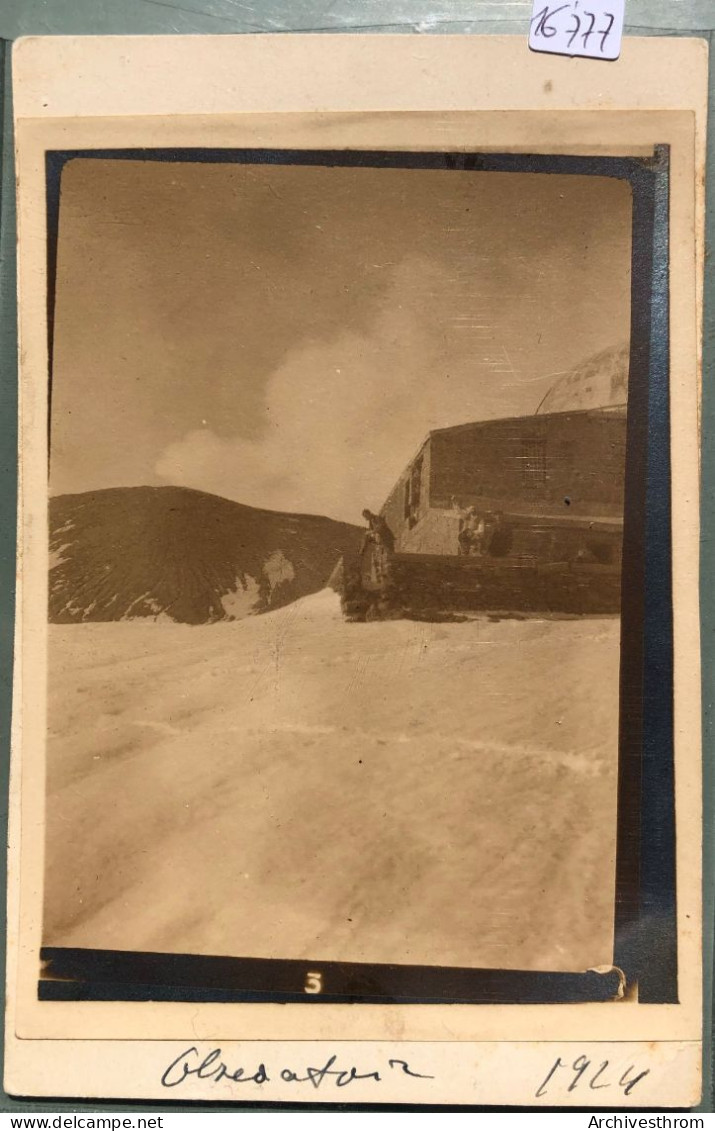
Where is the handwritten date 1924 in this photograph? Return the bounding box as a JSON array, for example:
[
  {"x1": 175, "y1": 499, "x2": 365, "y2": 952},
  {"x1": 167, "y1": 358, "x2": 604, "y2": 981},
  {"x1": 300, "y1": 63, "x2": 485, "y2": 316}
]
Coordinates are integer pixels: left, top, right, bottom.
[{"x1": 536, "y1": 1055, "x2": 650, "y2": 1099}]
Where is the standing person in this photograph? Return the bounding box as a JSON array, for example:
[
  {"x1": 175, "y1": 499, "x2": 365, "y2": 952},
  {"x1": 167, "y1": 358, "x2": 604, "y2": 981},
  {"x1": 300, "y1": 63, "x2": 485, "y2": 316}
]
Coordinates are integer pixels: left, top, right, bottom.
[
  {"x1": 451, "y1": 497, "x2": 485, "y2": 557},
  {"x1": 361, "y1": 509, "x2": 395, "y2": 553},
  {"x1": 361, "y1": 509, "x2": 395, "y2": 583}
]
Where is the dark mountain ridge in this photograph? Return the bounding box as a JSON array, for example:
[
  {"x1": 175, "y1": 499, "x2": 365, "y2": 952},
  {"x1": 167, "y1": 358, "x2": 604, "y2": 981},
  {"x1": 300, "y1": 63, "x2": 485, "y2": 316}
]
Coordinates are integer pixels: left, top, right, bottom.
[{"x1": 49, "y1": 485, "x2": 362, "y2": 625}]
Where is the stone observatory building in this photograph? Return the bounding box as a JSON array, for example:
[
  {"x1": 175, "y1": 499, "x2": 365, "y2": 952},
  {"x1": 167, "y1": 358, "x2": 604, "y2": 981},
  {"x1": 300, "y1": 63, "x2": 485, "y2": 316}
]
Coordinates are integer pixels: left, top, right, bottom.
[
  {"x1": 380, "y1": 343, "x2": 629, "y2": 561},
  {"x1": 339, "y1": 343, "x2": 630, "y2": 620}
]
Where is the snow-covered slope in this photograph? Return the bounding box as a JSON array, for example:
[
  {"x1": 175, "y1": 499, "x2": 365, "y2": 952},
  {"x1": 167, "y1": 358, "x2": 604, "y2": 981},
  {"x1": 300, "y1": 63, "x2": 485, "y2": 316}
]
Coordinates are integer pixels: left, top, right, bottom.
[
  {"x1": 49, "y1": 486, "x2": 361, "y2": 624},
  {"x1": 45, "y1": 590, "x2": 620, "y2": 972}
]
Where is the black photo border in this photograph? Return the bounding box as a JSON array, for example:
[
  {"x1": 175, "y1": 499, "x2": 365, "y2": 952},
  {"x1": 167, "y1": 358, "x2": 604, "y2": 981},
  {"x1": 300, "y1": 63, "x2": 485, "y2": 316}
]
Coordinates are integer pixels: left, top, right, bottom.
[{"x1": 39, "y1": 146, "x2": 674, "y2": 1007}]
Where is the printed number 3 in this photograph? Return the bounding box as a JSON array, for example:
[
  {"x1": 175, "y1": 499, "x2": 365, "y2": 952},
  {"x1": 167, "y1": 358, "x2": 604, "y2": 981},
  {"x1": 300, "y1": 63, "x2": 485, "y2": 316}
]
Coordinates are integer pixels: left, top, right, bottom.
[{"x1": 304, "y1": 970, "x2": 323, "y2": 994}]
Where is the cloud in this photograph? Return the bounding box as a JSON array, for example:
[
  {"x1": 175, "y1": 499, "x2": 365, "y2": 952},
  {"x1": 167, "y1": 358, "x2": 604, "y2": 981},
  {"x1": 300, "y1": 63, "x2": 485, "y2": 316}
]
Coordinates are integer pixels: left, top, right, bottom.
[{"x1": 154, "y1": 256, "x2": 531, "y2": 523}]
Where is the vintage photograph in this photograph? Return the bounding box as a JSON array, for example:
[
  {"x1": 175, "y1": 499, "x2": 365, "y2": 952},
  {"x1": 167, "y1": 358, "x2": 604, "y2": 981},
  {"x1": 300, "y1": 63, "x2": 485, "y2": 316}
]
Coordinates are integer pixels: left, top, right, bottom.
[
  {"x1": 40, "y1": 152, "x2": 633, "y2": 989},
  {"x1": 5, "y1": 30, "x2": 706, "y2": 1107}
]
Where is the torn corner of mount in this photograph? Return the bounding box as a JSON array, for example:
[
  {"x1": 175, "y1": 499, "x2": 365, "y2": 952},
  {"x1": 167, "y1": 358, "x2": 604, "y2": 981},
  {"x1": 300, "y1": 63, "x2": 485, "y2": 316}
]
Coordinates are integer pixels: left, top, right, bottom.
[{"x1": 588, "y1": 964, "x2": 627, "y2": 999}]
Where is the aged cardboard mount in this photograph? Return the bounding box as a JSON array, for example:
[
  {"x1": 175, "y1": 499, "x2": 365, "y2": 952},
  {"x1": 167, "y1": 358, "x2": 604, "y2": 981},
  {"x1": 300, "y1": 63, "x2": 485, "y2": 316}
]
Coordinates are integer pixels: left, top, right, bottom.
[{"x1": 5, "y1": 34, "x2": 706, "y2": 1107}]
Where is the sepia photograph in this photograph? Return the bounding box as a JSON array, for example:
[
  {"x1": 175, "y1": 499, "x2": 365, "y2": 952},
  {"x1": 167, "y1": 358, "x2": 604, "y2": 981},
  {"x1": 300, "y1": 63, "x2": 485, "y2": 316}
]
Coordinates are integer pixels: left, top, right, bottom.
[
  {"x1": 5, "y1": 31, "x2": 706, "y2": 1107},
  {"x1": 38, "y1": 150, "x2": 639, "y2": 996}
]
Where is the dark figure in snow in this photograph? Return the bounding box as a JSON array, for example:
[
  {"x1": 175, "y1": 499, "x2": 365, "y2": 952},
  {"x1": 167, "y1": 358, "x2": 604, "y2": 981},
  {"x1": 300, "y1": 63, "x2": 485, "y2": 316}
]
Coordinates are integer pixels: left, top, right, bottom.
[
  {"x1": 361, "y1": 509, "x2": 395, "y2": 585},
  {"x1": 361, "y1": 509, "x2": 395, "y2": 554},
  {"x1": 451, "y1": 497, "x2": 486, "y2": 557}
]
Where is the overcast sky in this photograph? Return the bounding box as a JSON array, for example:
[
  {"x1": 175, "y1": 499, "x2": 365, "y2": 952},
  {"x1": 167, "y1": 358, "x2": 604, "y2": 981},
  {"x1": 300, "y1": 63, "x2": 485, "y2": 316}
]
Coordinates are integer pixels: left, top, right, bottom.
[{"x1": 50, "y1": 158, "x2": 632, "y2": 523}]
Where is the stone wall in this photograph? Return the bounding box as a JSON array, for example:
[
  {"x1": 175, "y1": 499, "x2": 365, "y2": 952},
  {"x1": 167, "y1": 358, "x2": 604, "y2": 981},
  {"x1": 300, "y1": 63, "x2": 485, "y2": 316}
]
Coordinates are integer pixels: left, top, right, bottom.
[{"x1": 429, "y1": 409, "x2": 626, "y2": 519}]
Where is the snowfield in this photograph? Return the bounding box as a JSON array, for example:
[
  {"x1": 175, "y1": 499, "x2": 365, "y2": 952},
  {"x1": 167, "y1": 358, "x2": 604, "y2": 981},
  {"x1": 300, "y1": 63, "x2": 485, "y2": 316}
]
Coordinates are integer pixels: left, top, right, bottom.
[{"x1": 45, "y1": 589, "x2": 620, "y2": 972}]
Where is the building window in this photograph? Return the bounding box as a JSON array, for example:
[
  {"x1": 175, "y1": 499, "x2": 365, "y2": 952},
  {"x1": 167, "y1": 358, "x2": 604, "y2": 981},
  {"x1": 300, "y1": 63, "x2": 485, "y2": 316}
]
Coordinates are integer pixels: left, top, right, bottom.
[
  {"x1": 406, "y1": 456, "x2": 423, "y2": 528},
  {"x1": 521, "y1": 436, "x2": 547, "y2": 488}
]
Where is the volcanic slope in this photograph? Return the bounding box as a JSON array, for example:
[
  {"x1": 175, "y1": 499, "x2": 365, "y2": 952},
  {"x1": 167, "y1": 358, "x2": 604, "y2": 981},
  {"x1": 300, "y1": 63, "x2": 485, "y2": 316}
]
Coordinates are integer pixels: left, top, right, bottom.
[{"x1": 49, "y1": 486, "x2": 362, "y2": 624}]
